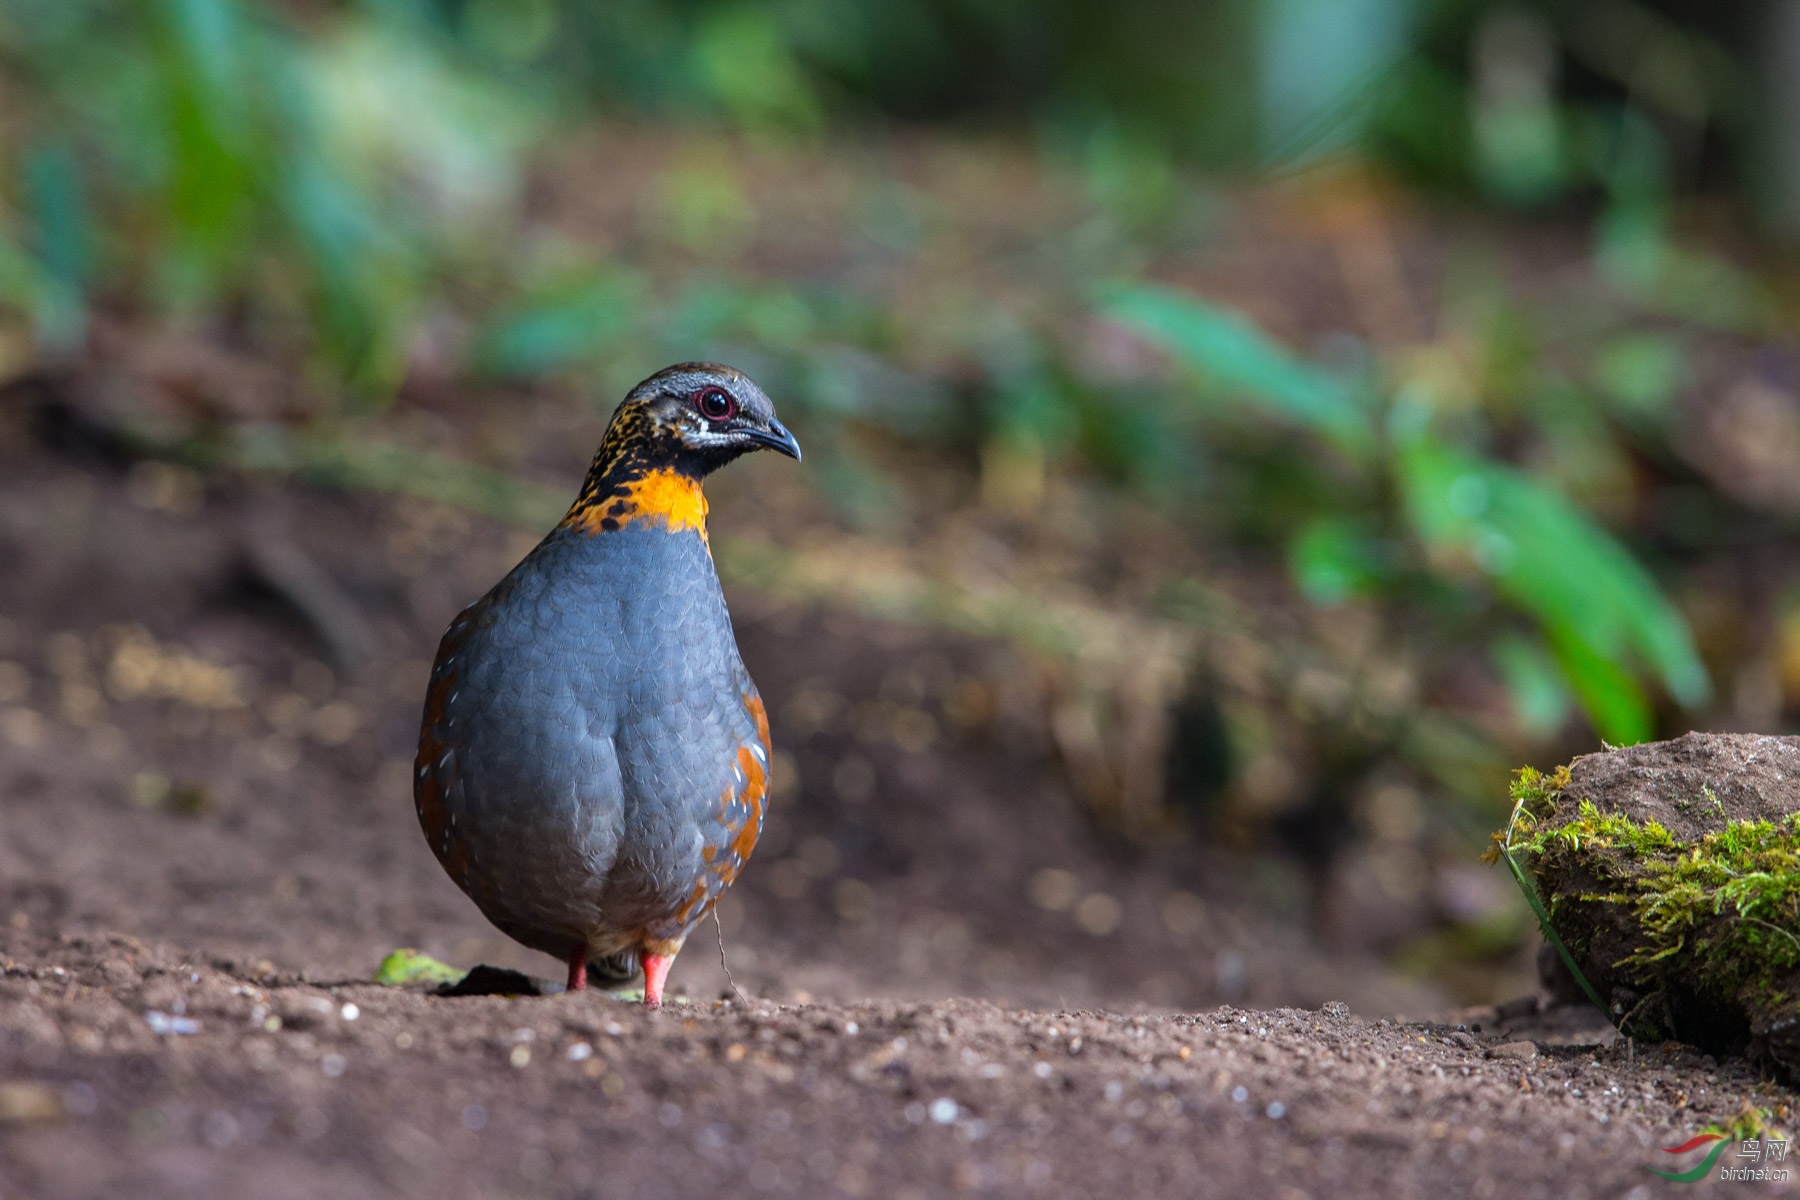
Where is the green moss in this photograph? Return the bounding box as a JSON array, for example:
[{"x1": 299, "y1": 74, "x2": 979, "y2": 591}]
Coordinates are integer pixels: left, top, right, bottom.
[
  {"x1": 1710, "y1": 1101, "x2": 1790, "y2": 1144},
  {"x1": 1495, "y1": 765, "x2": 1800, "y2": 1041},
  {"x1": 1529, "y1": 799, "x2": 1679, "y2": 859},
  {"x1": 1508, "y1": 764, "x2": 1570, "y2": 824}
]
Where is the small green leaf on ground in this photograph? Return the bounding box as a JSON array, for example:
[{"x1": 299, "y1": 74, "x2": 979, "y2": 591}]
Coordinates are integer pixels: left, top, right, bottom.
[{"x1": 374, "y1": 948, "x2": 462, "y2": 986}]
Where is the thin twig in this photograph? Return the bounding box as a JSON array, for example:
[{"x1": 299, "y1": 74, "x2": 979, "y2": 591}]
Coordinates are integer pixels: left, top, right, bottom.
[
  {"x1": 713, "y1": 904, "x2": 748, "y2": 1004},
  {"x1": 1617, "y1": 989, "x2": 1663, "y2": 1039}
]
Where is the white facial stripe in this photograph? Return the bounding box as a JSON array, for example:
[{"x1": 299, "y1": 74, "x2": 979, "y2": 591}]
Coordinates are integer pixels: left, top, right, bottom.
[{"x1": 680, "y1": 425, "x2": 741, "y2": 449}]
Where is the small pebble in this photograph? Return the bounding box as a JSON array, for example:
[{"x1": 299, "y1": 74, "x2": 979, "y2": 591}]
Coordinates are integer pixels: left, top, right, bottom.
[
  {"x1": 143, "y1": 1011, "x2": 200, "y2": 1036},
  {"x1": 566, "y1": 1042, "x2": 593, "y2": 1062},
  {"x1": 321, "y1": 1054, "x2": 346, "y2": 1078},
  {"x1": 929, "y1": 1098, "x2": 958, "y2": 1124},
  {"x1": 339, "y1": 1003, "x2": 359, "y2": 1022}
]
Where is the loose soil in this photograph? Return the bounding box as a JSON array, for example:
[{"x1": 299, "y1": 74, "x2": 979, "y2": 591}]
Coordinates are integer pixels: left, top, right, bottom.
[
  {"x1": 0, "y1": 931, "x2": 1780, "y2": 1200},
  {"x1": 0, "y1": 418, "x2": 1793, "y2": 1198}
]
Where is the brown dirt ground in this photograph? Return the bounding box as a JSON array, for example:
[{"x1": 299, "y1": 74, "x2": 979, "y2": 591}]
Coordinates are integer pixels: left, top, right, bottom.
[
  {"x1": 2, "y1": 931, "x2": 1788, "y2": 1200},
  {"x1": 0, "y1": 418, "x2": 1794, "y2": 1198}
]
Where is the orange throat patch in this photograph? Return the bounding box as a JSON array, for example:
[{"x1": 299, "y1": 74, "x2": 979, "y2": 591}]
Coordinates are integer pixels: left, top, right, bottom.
[{"x1": 563, "y1": 468, "x2": 709, "y2": 539}]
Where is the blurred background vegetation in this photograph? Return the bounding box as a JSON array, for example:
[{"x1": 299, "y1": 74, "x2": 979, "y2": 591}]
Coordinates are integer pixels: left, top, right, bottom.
[{"x1": 6, "y1": 0, "x2": 1800, "y2": 993}]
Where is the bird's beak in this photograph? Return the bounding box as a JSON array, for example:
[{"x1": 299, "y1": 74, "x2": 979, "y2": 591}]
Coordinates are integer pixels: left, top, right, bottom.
[{"x1": 745, "y1": 419, "x2": 802, "y2": 462}]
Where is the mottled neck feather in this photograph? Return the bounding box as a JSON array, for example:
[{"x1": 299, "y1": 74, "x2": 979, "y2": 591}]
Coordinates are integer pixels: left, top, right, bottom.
[{"x1": 559, "y1": 408, "x2": 709, "y2": 539}]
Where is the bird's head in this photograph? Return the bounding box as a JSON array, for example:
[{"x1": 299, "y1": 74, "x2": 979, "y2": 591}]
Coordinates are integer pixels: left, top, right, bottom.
[
  {"x1": 608, "y1": 363, "x2": 801, "y2": 475},
  {"x1": 563, "y1": 363, "x2": 800, "y2": 538}
]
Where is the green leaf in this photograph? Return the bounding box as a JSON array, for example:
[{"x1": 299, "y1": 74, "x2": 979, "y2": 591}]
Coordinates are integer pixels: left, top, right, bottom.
[
  {"x1": 165, "y1": 0, "x2": 243, "y2": 106},
  {"x1": 1288, "y1": 516, "x2": 1388, "y2": 605},
  {"x1": 23, "y1": 140, "x2": 92, "y2": 288},
  {"x1": 158, "y1": 0, "x2": 258, "y2": 257},
  {"x1": 1099, "y1": 283, "x2": 1375, "y2": 460},
  {"x1": 1491, "y1": 633, "x2": 1571, "y2": 738},
  {"x1": 373, "y1": 948, "x2": 461, "y2": 986},
  {"x1": 1398, "y1": 437, "x2": 1710, "y2": 735},
  {"x1": 1545, "y1": 626, "x2": 1653, "y2": 746}
]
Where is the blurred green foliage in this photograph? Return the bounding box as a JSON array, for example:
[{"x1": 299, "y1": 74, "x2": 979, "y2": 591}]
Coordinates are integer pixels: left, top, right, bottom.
[
  {"x1": 0, "y1": 0, "x2": 1767, "y2": 372},
  {"x1": 1105, "y1": 283, "x2": 1710, "y2": 745},
  {"x1": 0, "y1": 0, "x2": 1781, "y2": 814},
  {"x1": 0, "y1": 0, "x2": 540, "y2": 388}
]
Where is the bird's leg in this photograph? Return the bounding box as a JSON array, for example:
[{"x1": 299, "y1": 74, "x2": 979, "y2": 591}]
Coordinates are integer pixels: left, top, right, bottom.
[
  {"x1": 641, "y1": 953, "x2": 673, "y2": 1008},
  {"x1": 565, "y1": 946, "x2": 587, "y2": 992}
]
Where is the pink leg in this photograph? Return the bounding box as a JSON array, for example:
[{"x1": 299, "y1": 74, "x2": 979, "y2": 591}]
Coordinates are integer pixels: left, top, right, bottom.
[
  {"x1": 641, "y1": 953, "x2": 673, "y2": 1008},
  {"x1": 566, "y1": 946, "x2": 587, "y2": 992}
]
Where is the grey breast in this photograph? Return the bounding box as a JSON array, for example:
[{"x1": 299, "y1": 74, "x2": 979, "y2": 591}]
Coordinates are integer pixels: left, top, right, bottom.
[{"x1": 444, "y1": 524, "x2": 753, "y2": 945}]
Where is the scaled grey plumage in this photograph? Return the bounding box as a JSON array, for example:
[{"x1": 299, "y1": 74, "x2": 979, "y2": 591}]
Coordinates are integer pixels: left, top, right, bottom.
[{"x1": 415, "y1": 364, "x2": 797, "y2": 1004}]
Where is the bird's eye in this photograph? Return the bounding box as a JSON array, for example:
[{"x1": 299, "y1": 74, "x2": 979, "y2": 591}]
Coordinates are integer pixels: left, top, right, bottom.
[{"x1": 693, "y1": 387, "x2": 735, "y2": 422}]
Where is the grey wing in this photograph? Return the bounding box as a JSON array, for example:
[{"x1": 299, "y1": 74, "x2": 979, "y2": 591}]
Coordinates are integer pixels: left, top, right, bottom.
[{"x1": 418, "y1": 594, "x2": 630, "y2": 955}]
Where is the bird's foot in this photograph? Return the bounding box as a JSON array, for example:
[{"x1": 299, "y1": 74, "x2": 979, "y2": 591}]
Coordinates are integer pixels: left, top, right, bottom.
[
  {"x1": 641, "y1": 953, "x2": 673, "y2": 1008},
  {"x1": 565, "y1": 947, "x2": 587, "y2": 992}
]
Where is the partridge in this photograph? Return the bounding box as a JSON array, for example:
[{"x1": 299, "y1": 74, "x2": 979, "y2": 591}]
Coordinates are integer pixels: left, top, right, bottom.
[{"x1": 415, "y1": 363, "x2": 800, "y2": 1006}]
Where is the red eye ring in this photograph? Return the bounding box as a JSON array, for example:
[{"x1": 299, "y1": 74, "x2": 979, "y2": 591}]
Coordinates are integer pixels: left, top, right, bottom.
[{"x1": 693, "y1": 386, "x2": 735, "y2": 422}]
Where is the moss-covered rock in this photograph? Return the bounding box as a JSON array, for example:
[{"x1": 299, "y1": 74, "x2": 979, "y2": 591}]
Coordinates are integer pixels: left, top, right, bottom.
[{"x1": 1498, "y1": 733, "x2": 1800, "y2": 1075}]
